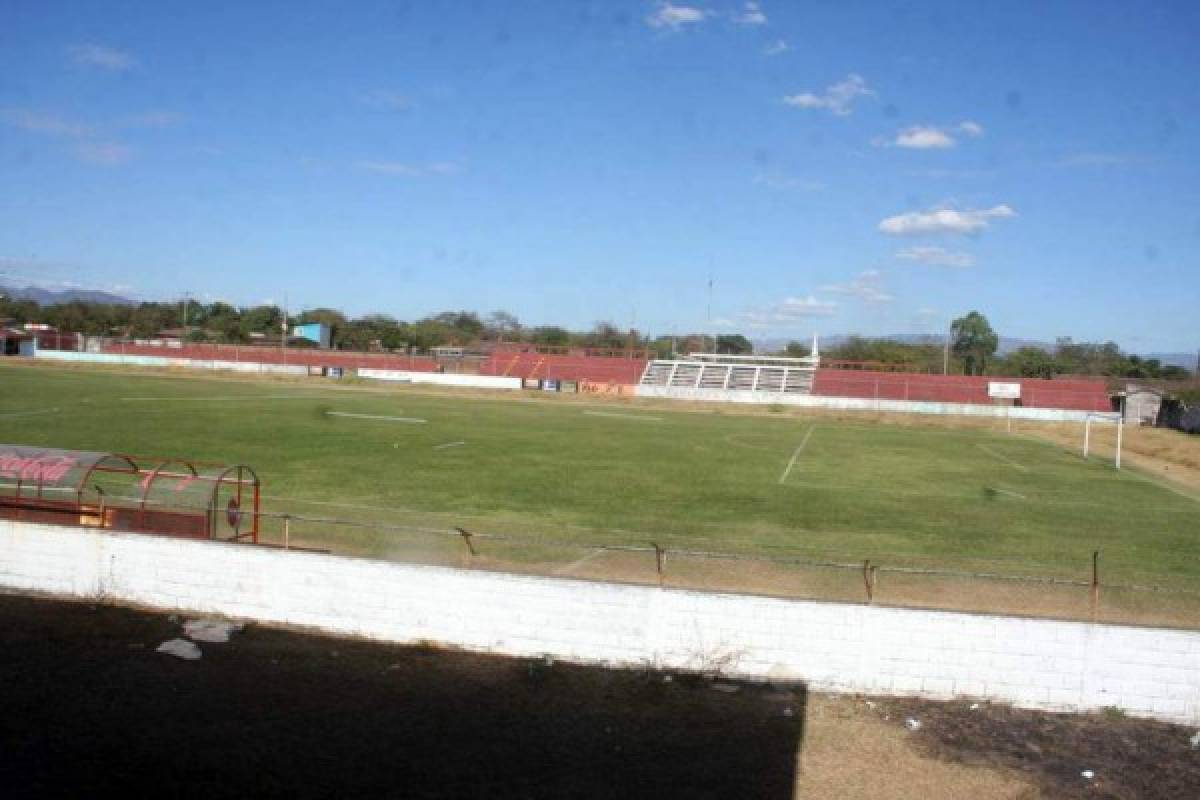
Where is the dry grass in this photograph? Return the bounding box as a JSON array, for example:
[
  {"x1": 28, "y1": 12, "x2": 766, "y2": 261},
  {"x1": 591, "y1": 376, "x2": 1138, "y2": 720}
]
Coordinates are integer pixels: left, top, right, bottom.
[{"x1": 796, "y1": 695, "x2": 1036, "y2": 799}]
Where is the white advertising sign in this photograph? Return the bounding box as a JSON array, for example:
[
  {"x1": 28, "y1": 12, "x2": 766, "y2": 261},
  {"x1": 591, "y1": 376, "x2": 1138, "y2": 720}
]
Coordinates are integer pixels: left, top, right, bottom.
[{"x1": 988, "y1": 382, "x2": 1021, "y2": 399}]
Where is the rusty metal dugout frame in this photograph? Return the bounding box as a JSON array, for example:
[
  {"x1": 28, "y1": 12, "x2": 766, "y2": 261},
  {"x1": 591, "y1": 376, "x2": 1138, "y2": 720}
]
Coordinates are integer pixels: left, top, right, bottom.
[{"x1": 0, "y1": 445, "x2": 260, "y2": 543}]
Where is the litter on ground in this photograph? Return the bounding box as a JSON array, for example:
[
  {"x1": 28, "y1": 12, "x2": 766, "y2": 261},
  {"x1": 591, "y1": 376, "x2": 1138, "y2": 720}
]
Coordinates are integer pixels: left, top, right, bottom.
[
  {"x1": 183, "y1": 618, "x2": 242, "y2": 643},
  {"x1": 156, "y1": 638, "x2": 202, "y2": 660}
]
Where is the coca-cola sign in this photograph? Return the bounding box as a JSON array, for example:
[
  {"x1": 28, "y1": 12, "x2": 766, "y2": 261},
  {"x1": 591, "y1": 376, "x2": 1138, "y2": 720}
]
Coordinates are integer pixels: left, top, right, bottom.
[{"x1": 0, "y1": 451, "x2": 81, "y2": 484}]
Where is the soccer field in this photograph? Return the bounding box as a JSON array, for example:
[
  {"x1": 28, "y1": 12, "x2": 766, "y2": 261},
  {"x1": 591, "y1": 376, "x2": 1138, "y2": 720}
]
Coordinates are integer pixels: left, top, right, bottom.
[{"x1": 4, "y1": 361, "x2": 1199, "y2": 595}]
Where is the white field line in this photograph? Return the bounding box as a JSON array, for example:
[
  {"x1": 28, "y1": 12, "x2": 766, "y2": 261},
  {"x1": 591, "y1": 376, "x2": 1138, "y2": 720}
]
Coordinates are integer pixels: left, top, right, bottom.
[
  {"x1": 976, "y1": 444, "x2": 1030, "y2": 472},
  {"x1": 120, "y1": 395, "x2": 327, "y2": 401},
  {"x1": 326, "y1": 411, "x2": 426, "y2": 424},
  {"x1": 1117, "y1": 467, "x2": 1200, "y2": 505},
  {"x1": 778, "y1": 426, "x2": 816, "y2": 485},
  {"x1": 0, "y1": 408, "x2": 60, "y2": 419},
  {"x1": 991, "y1": 486, "x2": 1028, "y2": 500},
  {"x1": 433, "y1": 441, "x2": 466, "y2": 450},
  {"x1": 582, "y1": 410, "x2": 663, "y2": 422}
]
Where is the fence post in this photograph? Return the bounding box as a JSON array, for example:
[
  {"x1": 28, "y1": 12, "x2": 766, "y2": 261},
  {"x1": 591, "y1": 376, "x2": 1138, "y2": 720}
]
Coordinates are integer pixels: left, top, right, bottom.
[
  {"x1": 454, "y1": 527, "x2": 478, "y2": 567},
  {"x1": 862, "y1": 559, "x2": 874, "y2": 603},
  {"x1": 1090, "y1": 550, "x2": 1100, "y2": 620},
  {"x1": 652, "y1": 543, "x2": 666, "y2": 587},
  {"x1": 283, "y1": 515, "x2": 291, "y2": 550}
]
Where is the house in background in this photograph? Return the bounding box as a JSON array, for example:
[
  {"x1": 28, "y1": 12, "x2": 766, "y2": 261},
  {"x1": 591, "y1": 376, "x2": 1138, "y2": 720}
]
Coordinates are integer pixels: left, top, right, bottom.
[{"x1": 291, "y1": 322, "x2": 332, "y2": 349}]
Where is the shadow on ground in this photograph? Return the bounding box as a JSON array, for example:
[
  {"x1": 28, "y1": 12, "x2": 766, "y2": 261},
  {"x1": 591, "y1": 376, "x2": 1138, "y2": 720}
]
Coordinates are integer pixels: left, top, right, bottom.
[{"x1": 0, "y1": 594, "x2": 805, "y2": 799}]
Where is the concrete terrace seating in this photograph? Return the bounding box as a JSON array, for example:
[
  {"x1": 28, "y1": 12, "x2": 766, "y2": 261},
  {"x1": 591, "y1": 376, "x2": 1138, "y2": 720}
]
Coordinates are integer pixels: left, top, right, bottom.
[
  {"x1": 479, "y1": 351, "x2": 648, "y2": 384},
  {"x1": 811, "y1": 370, "x2": 1111, "y2": 412},
  {"x1": 100, "y1": 343, "x2": 439, "y2": 373},
  {"x1": 639, "y1": 360, "x2": 816, "y2": 395}
]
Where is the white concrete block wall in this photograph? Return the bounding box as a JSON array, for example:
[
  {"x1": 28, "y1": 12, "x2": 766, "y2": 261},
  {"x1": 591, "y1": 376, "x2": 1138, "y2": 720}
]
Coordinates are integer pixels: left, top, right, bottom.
[
  {"x1": 357, "y1": 368, "x2": 522, "y2": 390},
  {"x1": 635, "y1": 385, "x2": 1114, "y2": 423},
  {"x1": 1, "y1": 520, "x2": 1196, "y2": 724}
]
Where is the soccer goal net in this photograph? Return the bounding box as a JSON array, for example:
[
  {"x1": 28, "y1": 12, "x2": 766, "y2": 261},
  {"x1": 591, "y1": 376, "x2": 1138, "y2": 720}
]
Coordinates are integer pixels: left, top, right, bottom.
[{"x1": 1082, "y1": 413, "x2": 1124, "y2": 469}]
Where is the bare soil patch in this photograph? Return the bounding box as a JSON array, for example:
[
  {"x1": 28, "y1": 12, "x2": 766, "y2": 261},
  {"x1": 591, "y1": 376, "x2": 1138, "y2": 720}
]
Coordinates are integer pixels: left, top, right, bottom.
[{"x1": 5, "y1": 593, "x2": 1196, "y2": 798}]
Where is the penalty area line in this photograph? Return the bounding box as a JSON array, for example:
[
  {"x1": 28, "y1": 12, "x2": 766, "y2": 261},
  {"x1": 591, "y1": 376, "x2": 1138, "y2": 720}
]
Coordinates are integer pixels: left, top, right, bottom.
[
  {"x1": 582, "y1": 410, "x2": 663, "y2": 422},
  {"x1": 778, "y1": 426, "x2": 816, "y2": 486},
  {"x1": 977, "y1": 443, "x2": 1029, "y2": 472},
  {"x1": 433, "y1": 441, "x2": 466, "y2": 450},
  {"x1": 326, "y1": 411, "x2": 427, "y2": 424}
]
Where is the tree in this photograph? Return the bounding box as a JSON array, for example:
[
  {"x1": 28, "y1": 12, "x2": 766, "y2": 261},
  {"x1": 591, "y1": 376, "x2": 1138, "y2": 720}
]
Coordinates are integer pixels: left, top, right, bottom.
[
  {"x1": 484, "y1": 311, "x2": 521, "y2": 341},
  {"x1": 584, "y1": 321, "x2": 625, "y2": 349},
  {"x1": 529, "y1": 326, "x2": 570, "y2": 346},
  {"x1": 950, "y1": 311, "x2": 999, "y2": 376},
  {"x1": 241, "y1": 305, "x2": 284, "y2": 334},
  {"x1": 716, "y1": 334, "x2": 753, "y2": 355},
  {"x1": 783, "y1": 341, "x2": 811, "y2": 358},
  {"x1": 998, "y1": 346, "x2": 1060, "y2": 379}
]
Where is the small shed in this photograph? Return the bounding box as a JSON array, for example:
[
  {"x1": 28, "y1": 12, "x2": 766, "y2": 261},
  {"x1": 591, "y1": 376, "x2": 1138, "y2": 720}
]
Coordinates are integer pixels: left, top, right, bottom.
[
  {"x1": 0, "y1": 445, "x2": 260, "y2": 542},
  {"x1": 1122, "y1": 385, "x2": 1165, "y2": 426}
]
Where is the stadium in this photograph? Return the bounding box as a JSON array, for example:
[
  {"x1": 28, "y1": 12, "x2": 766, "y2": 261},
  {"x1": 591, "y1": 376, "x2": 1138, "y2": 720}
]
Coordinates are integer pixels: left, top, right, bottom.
[
  {"x1": 4, "y1": 3, "x2": 1200, "y2": 796},
  {"x1": 3, "y1": 339, "x2": 1194, "y2": 627}
]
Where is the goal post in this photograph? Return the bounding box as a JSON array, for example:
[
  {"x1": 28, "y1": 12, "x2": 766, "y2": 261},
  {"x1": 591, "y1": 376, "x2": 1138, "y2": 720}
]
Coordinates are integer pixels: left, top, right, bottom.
[{"x1": 1082, "y1": 413, "x2": 1123, "y2": 470}]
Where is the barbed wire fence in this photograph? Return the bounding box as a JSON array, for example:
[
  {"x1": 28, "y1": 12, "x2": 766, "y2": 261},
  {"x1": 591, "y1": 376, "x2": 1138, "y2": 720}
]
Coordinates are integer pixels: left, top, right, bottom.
[
  {"x1": 5, "y1": 487, "x2": 1198, "y2": 630},
  {"x1": 246, "y1": 505, "x2": 1200, "y2": 631}
]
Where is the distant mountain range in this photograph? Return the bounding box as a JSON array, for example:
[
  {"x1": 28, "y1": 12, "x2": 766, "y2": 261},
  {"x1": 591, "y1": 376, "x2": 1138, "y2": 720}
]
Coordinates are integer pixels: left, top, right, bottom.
[
  {"x1": 753, "y1": 334, "x2": 1197, "y2": 369},
  {"x1": 0, "y1": 284, "x2": 135, "y2": 306}
]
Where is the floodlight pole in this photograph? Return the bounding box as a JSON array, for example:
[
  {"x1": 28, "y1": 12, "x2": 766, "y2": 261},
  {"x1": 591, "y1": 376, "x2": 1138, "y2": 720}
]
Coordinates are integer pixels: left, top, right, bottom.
[{"x1": 943, "y1": 322, "x2": 951, "y2": 375}]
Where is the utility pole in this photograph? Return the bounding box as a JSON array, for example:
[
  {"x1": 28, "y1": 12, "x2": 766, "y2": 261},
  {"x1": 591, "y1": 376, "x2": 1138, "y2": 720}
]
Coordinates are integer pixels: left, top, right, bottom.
[
  {"x1": 943, "y1": 321, "x2": 952, "y2": 375},
  {"x1": 706, "y1": 274, "x2": 713, "y2": 352}
]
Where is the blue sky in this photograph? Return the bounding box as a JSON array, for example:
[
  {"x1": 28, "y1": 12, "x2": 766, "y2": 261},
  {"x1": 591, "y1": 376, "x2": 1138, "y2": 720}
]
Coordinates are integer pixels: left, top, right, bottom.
[{"x1": 1, "y1": 1, "x2": 1197, "y2": 351}]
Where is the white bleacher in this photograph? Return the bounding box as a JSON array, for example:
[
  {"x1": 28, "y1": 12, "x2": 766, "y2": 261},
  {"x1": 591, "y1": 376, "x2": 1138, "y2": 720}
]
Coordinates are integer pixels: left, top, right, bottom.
[{"x1": 638, "y1": 339, "x2": 819, "y2": 396}]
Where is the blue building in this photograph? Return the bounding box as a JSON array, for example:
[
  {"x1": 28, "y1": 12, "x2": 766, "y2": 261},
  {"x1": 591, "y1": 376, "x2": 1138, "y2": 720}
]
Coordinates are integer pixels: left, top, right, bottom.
[{"x1": 291, "y1": 322, "x2": 332, "y2": 349}]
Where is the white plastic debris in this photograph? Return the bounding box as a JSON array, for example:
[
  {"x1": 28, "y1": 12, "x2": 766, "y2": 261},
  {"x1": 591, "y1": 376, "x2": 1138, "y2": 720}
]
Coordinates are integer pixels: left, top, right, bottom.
[
  {"x1": 905, "y1": 718, "x2": 921, "y2": 731},
  {"x1": 969, "y1": 703, "x2": 981, "y2": 710},
  {"x1": 1081, "y1": 770, "x2": 1095, "y2": 780},
  {"x1": 864, "y1": 700, "x2": 876, "y2": 710},
  {"x1": 1190, "y1": 731, "x2": 1200, "y2": 749},
  {"x1": 183, "y1": 618, "x2": 242, "y2": 643},
  {"x1": 156, "y1": 638, "x2": 202, "y2": 661}
]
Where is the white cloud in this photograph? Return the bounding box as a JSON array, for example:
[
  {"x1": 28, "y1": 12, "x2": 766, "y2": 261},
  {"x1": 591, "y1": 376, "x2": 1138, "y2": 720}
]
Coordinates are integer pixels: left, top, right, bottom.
[
  {"x1": 67, "y1": 44, "x2": 136, "y2": 71},
  {"x1": 753, "y1": 173, "x2": 824, "y2": 191},
  {"x1": 876, "y1": 120, "x2": 984, "y2": 149},
  {"x1": 895, "y1": 246, "x2": 975, "y2": 268},
  {"x1": 894, "y1": 126, "x2": 955, "y2": 149},
  {"x1": 2, "y1": 109, "x2": 90, "y2": 138},
  {"x1": 763, "y1": 39, "x2": 788, "y2": 56},
  {"x1": 783, "y1": 74, "x2": 874, "y2": 116},
  {"x1": 646, "y1": 2, "x2": 711, "y2": 30},
  {"x1": 74, "y1": 141, "x2": 133, "y2": 166},
  {"x1": 958, "y1": 120, "x2": 984, "y2": 137},
  {"x1": 357, "y1": 160, "x2": 462, "y2": 177},
  {"x1": 740, "y1": 296, "x2": 837, "y2": 328},
  {"x1": 734, "y1": 2, "x2": 767, "y2": 25},
  {"x1": 819, "y1": 270, "x2": 894, "y2": 303},
  {"x1": 878, "y1": 204, "x2": 1015, "y2": 236},
  {"x1": 358, "y1": 90, "x2": 413, "y2": 111}
]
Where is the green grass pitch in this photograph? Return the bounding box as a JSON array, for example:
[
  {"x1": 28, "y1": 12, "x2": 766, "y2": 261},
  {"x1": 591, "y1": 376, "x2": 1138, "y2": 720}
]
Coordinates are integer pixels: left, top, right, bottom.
[{"x1": 2, "y1": 362, "x2": 1198, "y2": 589}]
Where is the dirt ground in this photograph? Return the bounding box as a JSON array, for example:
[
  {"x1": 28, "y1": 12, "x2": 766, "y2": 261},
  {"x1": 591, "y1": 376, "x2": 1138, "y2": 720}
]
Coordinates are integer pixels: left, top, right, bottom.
[{"x1": 3, "y1": 594, "x2": 1197, "y2": 798}]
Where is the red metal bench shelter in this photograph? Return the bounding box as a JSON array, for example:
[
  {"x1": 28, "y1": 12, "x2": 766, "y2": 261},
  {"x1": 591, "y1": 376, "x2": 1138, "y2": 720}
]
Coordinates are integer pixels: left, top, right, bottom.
[{"x1": 0, "y1": 445, "x2": 260, "y2": 543}]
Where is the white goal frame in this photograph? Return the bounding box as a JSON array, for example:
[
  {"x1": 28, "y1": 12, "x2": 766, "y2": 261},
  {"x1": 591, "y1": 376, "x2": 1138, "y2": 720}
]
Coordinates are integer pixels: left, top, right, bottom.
[{"x1": 1082, "y1": 413, "x2": 1124, "y2": 470}]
